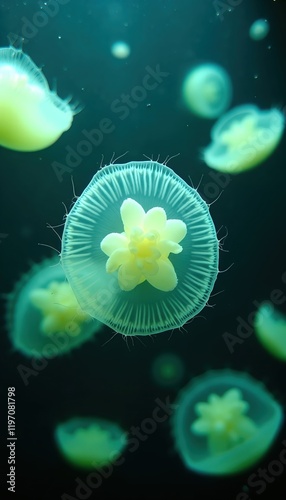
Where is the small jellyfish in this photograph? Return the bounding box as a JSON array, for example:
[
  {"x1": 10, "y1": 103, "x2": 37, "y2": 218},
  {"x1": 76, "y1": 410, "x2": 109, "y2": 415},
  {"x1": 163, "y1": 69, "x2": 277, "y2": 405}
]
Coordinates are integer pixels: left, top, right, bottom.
[
  {"x1": 249, "y1": 19, "x2": 270, "y2": 41},
  {"x1": 152, "y1": 353, "x2": 185, "y2": 387},
  {"x1": 55, "y1": 417, "x2": 127, "y2": 469},
  {"x1": 0, "y1": 46, "x2": 79, "y2": 152},
  {"x1": 172, "y1": 370, "x2": 283, "y2": 475},
  {"x1": 6, "y1": 257, "x2": 102, "y2": 358},
  {"x1": 111, "y1": 41, "x2": 131, "y2": 59},
  {"x1": 61, "y1": 161, "x2": 219, "y2": 336},
  {"x1": 254, "y1": 302, "x2": 286, "y2": 361},
  {"x1": 203, "y1": 105, "x2": 284, "y2": 174},
  {"x1": 182, "y1": 63, "x2": 232, "y2": 119}
]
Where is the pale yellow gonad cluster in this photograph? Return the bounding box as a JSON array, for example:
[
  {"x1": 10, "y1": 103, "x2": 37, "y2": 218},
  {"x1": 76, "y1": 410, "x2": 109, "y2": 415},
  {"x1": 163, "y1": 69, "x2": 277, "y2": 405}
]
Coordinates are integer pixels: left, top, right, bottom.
[{"x1": 100, "y1": 198, "x2": 187, "y2": 292}]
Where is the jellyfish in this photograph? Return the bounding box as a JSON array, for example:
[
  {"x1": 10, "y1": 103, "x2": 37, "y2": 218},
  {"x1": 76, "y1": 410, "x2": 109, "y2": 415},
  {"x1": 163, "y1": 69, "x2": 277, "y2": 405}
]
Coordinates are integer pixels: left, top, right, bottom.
[
  {"x1": 203, "y1": 105, "x2": 284, "y2": 174},
  {"x1": 182, "y1": 63, "x2": 232, "y2": 119},
  {"x1": 152, "y1": 353, "x2": 185, "y2": 387},
  {"x1": 6, "y1": 257, "x2": 102, "y2": 358},
  {"x1": 249, "y1": 19, "x2": 270, "y2": 41},
  {"x1": 54, "y1": 417, "x2": 127, "y2": 469},
  {"x1": 111, "y1": 41, "x2": 131, "y2": 59},
  {"x1": 0, "y1": 46, "x2": 78, "y2": 152},
  {"x1": 172, "y1": 370, "x2": 283, "y2": 475},
  {"x1": 61, "y1": 161, "x2": 219, "y2": 336},
  {"x1": 254, "y1": 302, "x2": 286, "y2": 361}
]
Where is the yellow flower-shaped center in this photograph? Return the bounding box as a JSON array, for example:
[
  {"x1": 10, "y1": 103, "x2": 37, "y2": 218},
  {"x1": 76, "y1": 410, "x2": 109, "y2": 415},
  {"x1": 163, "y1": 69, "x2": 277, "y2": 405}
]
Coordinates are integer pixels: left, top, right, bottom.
[
  {"x1": 100, "y1": 198, "x2": 187, "y2": 292},
  {"x1": 30, "y1": 281, "x2": 90, "y2": 336},
  {"x1": 191, "y1": 388, "x2": 257, "y2": 455}
]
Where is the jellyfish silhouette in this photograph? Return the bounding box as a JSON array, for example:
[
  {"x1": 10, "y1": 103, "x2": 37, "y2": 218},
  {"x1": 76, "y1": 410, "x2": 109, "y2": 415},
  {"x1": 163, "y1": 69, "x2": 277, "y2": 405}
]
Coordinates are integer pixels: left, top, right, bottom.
[
  {"x1": 55, "y1": 417, "x2": 127, "y2": 469},
  {"x1": 6, "y1": 257, "x2": 102, "y2": 358},
  {"x1": 61, "y1": 161, "x2": 219, "y2": 336},
  {"x1": 182, "y1": 63, "x2": 232, "y2": 119},
  {"x1": 254, "y1": 302, "x2": 286, "y2": 361},
  {"x1": 203, "y1": 104, "x2": 284, "y2": 173},
  {"x1": 249, "y1": 19, "x2": 270, "y2": 41},
  {"x1": 0, "y1": 46, "x2": 78, "y2": 151},
  {"x1": 172, "y1": 370, "x2": 283, "y2": 475}
]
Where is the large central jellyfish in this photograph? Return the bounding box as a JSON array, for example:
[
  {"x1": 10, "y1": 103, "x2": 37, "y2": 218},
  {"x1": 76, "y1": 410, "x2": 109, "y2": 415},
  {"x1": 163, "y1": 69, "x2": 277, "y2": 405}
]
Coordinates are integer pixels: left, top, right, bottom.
[
  {"x1": 0, "y1": 46, "x2": 78, "y2": 151},
  {"x1": 61, "y1": 161, "x2": 219, "y2": 336}
]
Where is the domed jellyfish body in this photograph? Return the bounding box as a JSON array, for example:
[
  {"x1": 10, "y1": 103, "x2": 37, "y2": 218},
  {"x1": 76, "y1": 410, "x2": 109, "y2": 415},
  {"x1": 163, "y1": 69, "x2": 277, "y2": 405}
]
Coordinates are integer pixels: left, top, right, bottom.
[
  {"x1": 0, "y1": 46, "x2": 77, "y2": 152},
  {"x1": 203, "y1": 105, "x2": 284, "y2": 174},
  {"x1": 111, "y1": 41, "x2": 131, "y2": 59},
  {"x1": 254, "y1": 302, "x2": 286, "y2": 361},
  {"x1": 55, "y1": 417, "x2": 127, "y2": 469},
  {"x1": 182, "y1": 63, "x2": 232, "y2": 119},
  {"x1": 172, "y1": 370, "x2": 283, "y2": 475},
  {"x1": 152, "y1": 353, "x2": 185, "y2": 387},
  {"x1": 6, "y1": 257, "x2": 102, "y2": 358},
  {"x1": 249, "y1": 19, "x2": 270, "y2": 41},
  {"x1": 61, "y1": 161, "x2": 219, "y2": 336}
]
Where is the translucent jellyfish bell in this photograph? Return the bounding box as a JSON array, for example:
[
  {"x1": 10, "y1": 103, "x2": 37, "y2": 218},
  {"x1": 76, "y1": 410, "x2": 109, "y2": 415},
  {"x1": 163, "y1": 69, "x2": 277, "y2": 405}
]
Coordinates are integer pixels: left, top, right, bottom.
[
  {"x1": 6, "y1": 257, "x2": 102, "y2": 358},
  {"x1": 254, "y1": 302, "x2": 286, "y2": 361},
  {"x1": 182, "y1": 63, "x2": 232, "y2": 119},
  {"x1": 61, "y1": 161, "x2": 219, "y2": 336},
  {"x1": 172, "y1": 370, "x2": 283, "y2": 475},
  {"x1": 203, "y1": 105, "x2": 284, "y2": 174},
  {"x1": 249, "y1": 19, "x2": 270, "y2": 41},
  {"x1": 111, "y1": 41, "x2": 131, "y2": 59},
  {"x1": 55, "y1": 417, "x2": 127, "y2": 469},
  {"x1": 0, "y1": 46, "x2": 78, "y2": 152}
]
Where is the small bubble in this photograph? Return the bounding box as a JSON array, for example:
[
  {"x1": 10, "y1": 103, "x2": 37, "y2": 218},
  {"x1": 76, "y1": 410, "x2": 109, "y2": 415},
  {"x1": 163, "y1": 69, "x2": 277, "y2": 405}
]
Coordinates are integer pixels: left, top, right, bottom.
[
  {"x1": 268, "y1": 45, "x2": 272, "y2": 50},
  {"x1": 58, "y1": 35, "x2": 62, "y2": 40},
  {"x1": 146, "y1": 103, "x2": 151, "y2": 107},
  {"x1": 254, "y1": 74, "x2": 258, "y2": 79}
]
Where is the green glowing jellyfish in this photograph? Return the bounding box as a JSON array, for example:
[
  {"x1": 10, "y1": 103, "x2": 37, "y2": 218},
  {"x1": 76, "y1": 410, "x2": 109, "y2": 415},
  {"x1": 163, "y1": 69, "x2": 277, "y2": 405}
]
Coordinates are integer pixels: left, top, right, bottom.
[
  {"x1": 254, "y1": 302, "x2": 286, "y2": 361},
  {"x1": 61, "y1": 161, "x2": 219, "y2": 336},
  {"x1": 172, "y1": 370, "x2": 283, "y2": 475},
  {"x1": 6, "y1": 257, "x2": 102, "y2": 358},
  {"x1": 182, "y1": 63, "x2": 232, "y2": 119},
  {"x1": 0, "y1": 46, "x2": 79, "y2": 152},
  {"x1": 55, "y1": 417, "x2": 127, "y2": 469},
  {"x1": 249, "y1": 19, "x2": 270, "y2": 41},
  {"x1": 152, "y1": 353, "x2": 185, "y2": 387},
  {"x1": 203, "y1": 105, "x2": 284, "y2": 174}
]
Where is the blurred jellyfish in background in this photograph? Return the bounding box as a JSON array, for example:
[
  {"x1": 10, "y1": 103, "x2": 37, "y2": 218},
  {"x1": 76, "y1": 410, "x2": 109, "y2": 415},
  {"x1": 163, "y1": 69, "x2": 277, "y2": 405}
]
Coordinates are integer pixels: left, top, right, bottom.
[
  {"x1": 203, "y1": 105, "x2": 284, "y2": 174},
  {"x1": 151, "y1": 353, "x2": 185, "y2": 387},
  {"x1": 172, "y1": 370, "x2": 283, "y2": 475},
  {"x1": 254, "y1": 302, "x2": 286, "y2": 361},
  {"x1": 6, "y1": 257, "x2": 102, "y2": 358},
  {"x1": 0, "y1": 46, "x2": 79, "y2": 152},
  {"x1": 182, "y1": 63, "x2": 232, "y2": 119},
  {"x1": 249, "y1": 19, "x2": 270, "y2": 41},
  {"x1": 111, "y1": 41, "x2": 131, "y2": 59},
  {"x1": 61, "y1": 161, "x2": 219, "y2": 336},
  {"x1": 55, "y1": 417, "x2": 127, "y2": 469}
]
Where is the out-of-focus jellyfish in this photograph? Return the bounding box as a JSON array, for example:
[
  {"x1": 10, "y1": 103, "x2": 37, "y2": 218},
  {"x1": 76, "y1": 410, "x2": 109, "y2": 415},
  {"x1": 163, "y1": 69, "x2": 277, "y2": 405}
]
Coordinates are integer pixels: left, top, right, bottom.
[
  {"x1": 203, "y1": 105, "x2": 284, "y2": 174},
  {"x1": 61, "y1": 161, "x2": 219, "y2": 336},
  {"x1": 182, "y1": 63, "x2": 232, "y2": 119},
  {"x1": 152, "y1": 353, "x2": 185, "y2": 387},
  {"x1": 249, "y1": 19, "x2": 270, "y2": 41},
  {"x1": 172, "y1": 370, "x2": 283, "y2": 475},
  {"x1": 6, "y1": 257, "x2": 102, "y2": 358},
  {"x1": 55, "y1": 417, "x2": 127, "y2": 469},
  {"x1": 254, "y1": 302, "x2": 286, "y2": 361},
  {"x1": 111, "y1": 41, "x2": 130, "y2": 59},
  {"x1": 0, "y1": 46, "x2": 79, "y2": 152}
]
